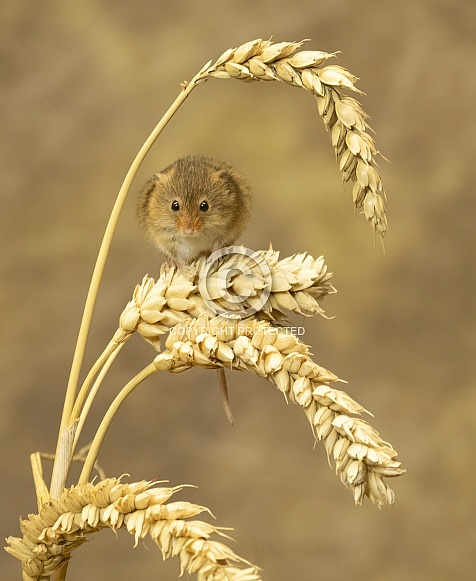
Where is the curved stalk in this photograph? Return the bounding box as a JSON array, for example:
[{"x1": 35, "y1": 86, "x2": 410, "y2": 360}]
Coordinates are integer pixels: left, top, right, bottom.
[
  {"x1": 69, "y1": 339, "x2": 124, "y2": 424},
  {"x1": 51, "y1": 68, "x2": 208, "y2": 498},
  {"x1": 78, "y1": 363, "x2": 158, "y2": 485},
  {"x1": 72, "y1": 341, "x2": 125, "y2": 453},
  {"x1": 60, "y1": 77, "x2": 202, "y2": 434}
]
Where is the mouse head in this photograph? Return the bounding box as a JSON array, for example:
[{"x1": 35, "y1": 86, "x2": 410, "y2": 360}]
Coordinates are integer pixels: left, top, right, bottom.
[{"x1": 143, "y1": 155, "x2": 251, "y2": 242}]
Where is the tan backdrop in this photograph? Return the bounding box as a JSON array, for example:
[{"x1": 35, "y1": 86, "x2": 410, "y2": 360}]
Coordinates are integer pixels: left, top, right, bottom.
[{"x1": 1, "y1": 1, "x2": 475, "y2": 579}]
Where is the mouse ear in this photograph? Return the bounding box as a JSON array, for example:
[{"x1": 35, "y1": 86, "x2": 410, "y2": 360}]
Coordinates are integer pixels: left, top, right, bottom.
[
  {"x1": 215, "y1": 167, "x2": 251, "y2": 200},
  {"x1": 147, "y1": 169, "x2": 173, "y2": 190},
  {"x1": 151, "y1": 172, "x2": 165, "y2": 183},
  {"x1": 215, "y1": 168, "x2": 237, "y2": 190},
  {"x1": 142, "y1": 174, "x2": 163, "y2": 197},
  {"x1": 136, "y1": 172, "x2": 171, "y2": 222},
  {"x1": 151, "y1": 164, "x2": 177, "y2": 189}
]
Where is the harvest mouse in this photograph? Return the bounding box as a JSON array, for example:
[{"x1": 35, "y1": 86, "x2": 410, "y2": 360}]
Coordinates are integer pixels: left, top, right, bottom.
[
  {"x1": 137, "y1": 155, "x2": 254, "y2": 424},
  {"x1": 137, "y1": 155, "x2": 253, "y2": 266}
]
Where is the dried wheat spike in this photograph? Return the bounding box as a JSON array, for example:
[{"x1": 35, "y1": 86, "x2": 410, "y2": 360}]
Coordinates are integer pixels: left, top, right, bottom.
[
  {"x1": 5, "y1": 478, "x2": 261, "y2": 581},
  {"x1": 199, "y1": 38, "x2": 387, "y2": 237},
  {"x1": 118, "y1": 250, "x2": 334, "y2": 350},
  {"x1": 113, "y1": 254, "x2": 403, "y2": 505},
  {"x1": 150, "y1": 314, "x2": 404, "y2": 506}
]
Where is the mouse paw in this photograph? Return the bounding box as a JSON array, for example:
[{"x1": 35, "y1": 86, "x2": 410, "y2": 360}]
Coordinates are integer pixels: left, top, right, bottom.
[{"x1": 176, "y1": 263, "x2": 197, "y2": 281}]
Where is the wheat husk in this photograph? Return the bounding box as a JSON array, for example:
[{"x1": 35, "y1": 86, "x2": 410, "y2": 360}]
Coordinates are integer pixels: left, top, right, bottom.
[
  {"x1": 5, "y1": 479, "x2": 261, "y2": 581},
  {"x1": 197, "y1": 39, "x2": 387, "y2": 237},
  {"x1": 110, "y1": 252, "x2": 403, "y2": 506},
  {"x1": 118, "y1": 249, "x2": 334, "y2": 350},
  {"x1": 145, "y1": 314, "x2": 403, "y2": 507}
]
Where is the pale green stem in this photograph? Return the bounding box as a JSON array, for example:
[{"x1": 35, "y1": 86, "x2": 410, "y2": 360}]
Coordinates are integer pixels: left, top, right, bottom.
[
  {"x1": 78, "y1": 363, "x2": 158, "y2": 485},
  {"x1": 51, "y1": 69, "x2": 207, "y2": 498},
  {"x1": 72, "y1": 341, "x2": 125, "y2": 454}
]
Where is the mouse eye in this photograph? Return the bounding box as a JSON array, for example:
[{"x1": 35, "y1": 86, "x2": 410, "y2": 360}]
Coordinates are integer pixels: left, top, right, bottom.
[
  {"x1": 199, "y1": 200, "x2": 209, "y2": 212},
  {"x1": 171, "y1": 200, "x2": 180, "y2": 212}
]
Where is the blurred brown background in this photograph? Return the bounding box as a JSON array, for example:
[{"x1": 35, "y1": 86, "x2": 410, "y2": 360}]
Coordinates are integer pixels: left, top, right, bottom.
[{"x1": 1, "y1": 1, "x2": 475, "y2": 579}]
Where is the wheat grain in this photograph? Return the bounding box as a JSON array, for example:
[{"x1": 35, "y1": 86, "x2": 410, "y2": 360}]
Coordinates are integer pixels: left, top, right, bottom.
[
  {"x1": 116, "y1": 249, "x2": 334, "y2": 350},
  {"x1": 110, "y1": 255, "x2": 403, "y2": 506},
  {"x1": 146, "y1": 314, "x2": 403, "y2": 506},
  {"x1": 198, "y1": 38, "x2": 387, "y2": 237},
  {"x1": 83, "y1": 248, "x2": 402, "y2": 507},
  {"x1": 5, "y1": 478, "x2": 261, "y2": 581}
]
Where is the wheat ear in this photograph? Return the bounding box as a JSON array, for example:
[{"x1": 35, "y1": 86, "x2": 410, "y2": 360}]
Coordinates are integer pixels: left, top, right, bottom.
[
  {"x1": 5, "y1": 479, "x2": 261, "y2": 581},
  {"x1": 77, "y1": 310, "x2": 403, "y2": 507},
  {"x1": 200, "y1": 39, "x2": 388, "y2": 237},
  {"x1": 128, "y1": 250, "x2": 334, "y2": 350},
  {"x1": 161, "y1": 315, "x2": 403, "y2": 506}
]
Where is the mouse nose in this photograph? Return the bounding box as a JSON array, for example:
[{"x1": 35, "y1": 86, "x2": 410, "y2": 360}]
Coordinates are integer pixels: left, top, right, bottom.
[{"x1": 178, "y1": 216, "x2": 202, "y2": 236}]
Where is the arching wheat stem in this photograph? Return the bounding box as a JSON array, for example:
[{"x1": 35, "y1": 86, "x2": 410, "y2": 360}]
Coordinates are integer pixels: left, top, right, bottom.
[
  {"x1": 69, "y1": 339, "x2": 125, "y2": 424},
  {"x1": 78, "y1": 363, "x2": 158, "y2": 484},
  {"x1": 72, "y1": 342, "x2": 125, "y2": 453},
  {"x1": 58, "y1": 78, "x2": 200, "y2": 430},
  {"x1": 52, "y1": 72, "x2": 203, "y2": 498}
]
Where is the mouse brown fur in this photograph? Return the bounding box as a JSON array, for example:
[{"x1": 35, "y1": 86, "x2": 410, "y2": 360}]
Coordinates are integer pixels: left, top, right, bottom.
[{"x1": 137, "y1": 155, "x2": 253, "y2": 266}]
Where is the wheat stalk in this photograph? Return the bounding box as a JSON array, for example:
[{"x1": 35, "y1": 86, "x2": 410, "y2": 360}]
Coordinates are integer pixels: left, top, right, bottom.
[{"x1": 5, "y1": 479, "x2": 261, "y2": 581}]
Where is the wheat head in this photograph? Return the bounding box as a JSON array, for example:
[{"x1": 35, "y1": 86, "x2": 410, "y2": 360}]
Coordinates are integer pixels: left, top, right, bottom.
[
  {"x1": 115, "y1": 249, "x2": 334, "y2": 350},
  {"x1": 5, "y1": 478, "x2": 261, "y2": 581},
  {"x1": 110, "y1": 251, "x2": 404, "y2": 506},
  {"x1": 196, "y1": 38, "x2": 387, "y2": 237},
  {"x1": 133, "y1": 314, "x2": 403, "y2": 507},
  {"x1": 162, "y1": 315, "x2": 403, "y2": 506}
]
